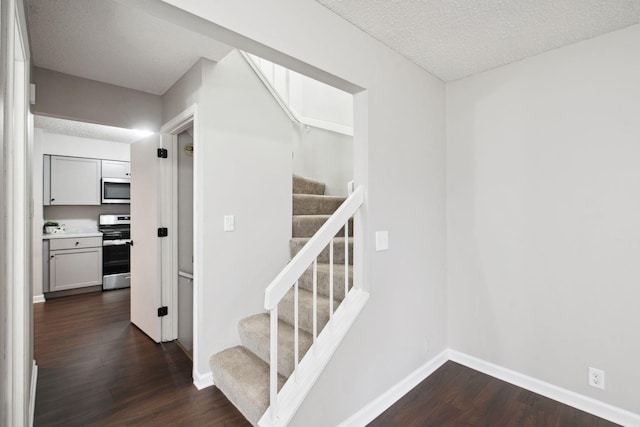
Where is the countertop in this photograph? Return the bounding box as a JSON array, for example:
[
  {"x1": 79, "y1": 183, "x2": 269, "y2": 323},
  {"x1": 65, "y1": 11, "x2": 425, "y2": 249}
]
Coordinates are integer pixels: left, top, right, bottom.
[{"x1": 43, "y1": 232, "x2": 103, "y2": 240}]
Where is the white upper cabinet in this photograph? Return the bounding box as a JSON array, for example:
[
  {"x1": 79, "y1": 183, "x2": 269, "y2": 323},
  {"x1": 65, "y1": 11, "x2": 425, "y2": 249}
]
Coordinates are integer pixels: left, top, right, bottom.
[
  {"x1": 102, "y1": 160, "x2": 131, "y2": 179},
  {"x1": 49, "y1": 156, "x2": 101, "y2": 205}
]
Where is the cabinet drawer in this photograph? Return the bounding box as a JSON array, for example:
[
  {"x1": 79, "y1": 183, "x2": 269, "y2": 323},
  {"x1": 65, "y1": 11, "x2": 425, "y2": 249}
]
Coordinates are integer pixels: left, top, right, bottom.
[{"x1": 49, "y1": 236, "x2": 102, "y2": 250}]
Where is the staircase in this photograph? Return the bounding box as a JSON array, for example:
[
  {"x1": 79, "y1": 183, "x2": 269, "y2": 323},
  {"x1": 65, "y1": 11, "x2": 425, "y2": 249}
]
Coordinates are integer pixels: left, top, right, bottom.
[{"x1": 210, "y1": 175, "x2": 355, "y2": 425}]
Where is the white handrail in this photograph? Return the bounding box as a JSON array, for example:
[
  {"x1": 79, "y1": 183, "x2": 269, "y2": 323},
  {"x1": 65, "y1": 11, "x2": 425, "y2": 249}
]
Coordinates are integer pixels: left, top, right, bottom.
[{"x1": 264, "y1": 186, "x2": 364, "y2": 310}]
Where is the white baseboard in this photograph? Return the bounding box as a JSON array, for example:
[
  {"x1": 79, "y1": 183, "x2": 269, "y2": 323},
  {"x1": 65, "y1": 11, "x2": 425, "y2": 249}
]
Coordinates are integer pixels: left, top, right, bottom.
[
  {"x1": 33, "y1": 294, "x2": 45, "y2": 304},
  {"x1": 30, "y1": 360, "x2": 38, "y2": 427},
  {"x1": 339, "y1": 349, "x2": 640, "y2": 427},
  {"x1": 193, "y1": 371, "x2": 213, "y2": 390},
  {"x1": 448, "y1": 350, "x2": 640, "y2": 427},
  {"x1": 338, "y1": 350, "x2": 449, "y2": 427}
]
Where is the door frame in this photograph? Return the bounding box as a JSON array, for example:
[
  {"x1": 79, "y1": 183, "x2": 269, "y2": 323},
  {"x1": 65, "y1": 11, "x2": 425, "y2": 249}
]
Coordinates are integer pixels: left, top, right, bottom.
[
  {"x1": 159, "y1": 104, "x2": 201, "y2": 384},
  {"x1": 2, "y1": 0, "x2": 34, "y2": 424}
]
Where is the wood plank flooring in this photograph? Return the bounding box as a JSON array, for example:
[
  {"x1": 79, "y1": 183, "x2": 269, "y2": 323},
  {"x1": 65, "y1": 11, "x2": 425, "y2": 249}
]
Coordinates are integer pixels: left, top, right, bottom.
[
  {"x1": 34, "y1": 289, "x2": 250, "y2": 426},
  {"x1": 35, "y1": 289, "x2": 621, "y2": 426},
  {"x1": 369, "y1": 361, "x2": 621, "y2": 427}
]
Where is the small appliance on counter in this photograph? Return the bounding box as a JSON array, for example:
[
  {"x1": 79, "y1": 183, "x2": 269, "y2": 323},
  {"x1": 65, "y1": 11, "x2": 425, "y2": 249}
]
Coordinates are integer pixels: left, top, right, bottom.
[
  {"x1": 43, "y1": 221, "x2": 62, "y2": 234},
  {"x1": 99, "y1": 214, "x2": 131, "y2": 290}
]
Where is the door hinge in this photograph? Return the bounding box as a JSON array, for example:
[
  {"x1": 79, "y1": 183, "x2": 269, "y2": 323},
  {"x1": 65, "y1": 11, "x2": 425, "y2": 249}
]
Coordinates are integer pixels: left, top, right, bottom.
[
  {"x1": 157, "y1": 306, "x2": 168, "y2": 317},
  {"x1": 157, "y1": 227, "x2": 168, "y2": 237},
  {"x1": 157, "y1": 148, "x2": 168, "y2": 158}
]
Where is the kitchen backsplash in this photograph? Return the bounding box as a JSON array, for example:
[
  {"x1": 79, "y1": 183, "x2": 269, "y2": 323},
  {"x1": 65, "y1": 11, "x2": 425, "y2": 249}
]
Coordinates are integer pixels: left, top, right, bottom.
[{"x1": 44, "y1": 205, "x2": 130, "y2": 232}]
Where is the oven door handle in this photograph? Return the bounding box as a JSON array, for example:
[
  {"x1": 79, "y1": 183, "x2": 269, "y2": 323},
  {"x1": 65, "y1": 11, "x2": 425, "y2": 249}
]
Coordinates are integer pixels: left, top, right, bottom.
[{"x1": 103, "y1": 239, "x2": 132, "y2": 246}]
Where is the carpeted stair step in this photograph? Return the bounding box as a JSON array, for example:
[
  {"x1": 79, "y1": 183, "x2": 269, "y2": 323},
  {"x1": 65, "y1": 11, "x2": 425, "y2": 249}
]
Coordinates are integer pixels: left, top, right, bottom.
[
  {"x1": 290, "y1": 237, "x2": 353, "y2": 265},
  {"x1": 278, "y1": 287, "x2": 340, "y2": 336},
  {"x1": 292, "y1": 215, "x2": 354, "y2": 238},
  {"x1": 239, "y1": 313, "x2": 313, "y2": 379},
  {"x1": 293, "y1": 194, "x2": 346, "y2": 215},
  {"x1": 210, "y1": 346, "x2": 285, "y2": 425},
  {"x1": 293, "y1": 174, "x2": 326, "y2": 195},
  {"x1": 299, "y1": 263, "x2": 352, "y2": 300}
]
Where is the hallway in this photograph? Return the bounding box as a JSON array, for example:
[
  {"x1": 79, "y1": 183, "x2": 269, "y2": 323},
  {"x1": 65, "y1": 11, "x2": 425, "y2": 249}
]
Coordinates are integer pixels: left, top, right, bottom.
[{"x1": 33, "y1": 289, "x2": 249, "y2": 426}]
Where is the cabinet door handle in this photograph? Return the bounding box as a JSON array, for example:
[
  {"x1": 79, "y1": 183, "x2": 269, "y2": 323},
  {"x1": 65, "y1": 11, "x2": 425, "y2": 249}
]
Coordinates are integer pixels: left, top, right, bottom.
[
  {"x1": 129, "y1": 241, "x2": 134, "y2": 247},
  {"x1": 51, "y1": 198, "x2": 55, "y2": 202},
  {"x1": 75, "y1": 241, "x2": 80, "y2": 246},
  {"x1": 50, "y1": 255, "x2": 54, "y2": 259}
]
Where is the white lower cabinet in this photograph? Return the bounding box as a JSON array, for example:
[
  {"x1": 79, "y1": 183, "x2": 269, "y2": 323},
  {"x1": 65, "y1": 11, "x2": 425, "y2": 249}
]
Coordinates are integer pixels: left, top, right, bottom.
[{"x1": 49, "y1": 238, "x2": 102, "y2": 292}]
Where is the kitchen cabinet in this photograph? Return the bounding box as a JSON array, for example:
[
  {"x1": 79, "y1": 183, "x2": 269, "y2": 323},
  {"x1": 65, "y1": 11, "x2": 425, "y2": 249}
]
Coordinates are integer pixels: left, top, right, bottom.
[
  {"x1": 48, "y1": 237, "x2": 103, "y2": 292},
  {"x1": 48, "y1": 156, "x2": 101, "y2": 205},
  {"x1": 102, "y1": 160, "x2": 131, "y2": 179}
]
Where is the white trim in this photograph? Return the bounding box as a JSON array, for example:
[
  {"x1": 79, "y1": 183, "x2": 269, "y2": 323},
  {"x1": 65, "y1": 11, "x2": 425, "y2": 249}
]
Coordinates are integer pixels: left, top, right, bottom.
[
  {"x1": 337, "y1": 350, "x2": 449, "y2": 427},
  {"x1": 161, "y1": 104, "x2": 197, "y2": 134},
  {"x1": 193, "y1": 371, "x2": 213, "y2": 390},
  {"x1": 32, "y1": 294, "x2": 45, "y2": 304},
  {"x1": 160, "y1": 104, "x2": 201, "y2": 389},
  {"x1": 448, "y1": 350, "x2": 640, "y2": 427},
  {"x1": 298, "y1": 116, "x2": 353, "y2": 137},
  {"x1": 29, "y1": 361, "x2": 37, "y2": 427}
]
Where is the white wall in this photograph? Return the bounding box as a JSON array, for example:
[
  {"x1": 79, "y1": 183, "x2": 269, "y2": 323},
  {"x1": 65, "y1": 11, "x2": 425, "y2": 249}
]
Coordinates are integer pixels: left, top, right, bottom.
[
  {"x1": 162, "y1": 59, "x2": 204, "y2": 124},
  {"x1": 33, "y1": 67, "x2": 162, "y2": 131},
  {"x1": 447, "y1": 24, "x2": 640, "y2": 415},
  {"x1": 150, "y1": 2, "x2": 447, "y2": 425},
  {"x1": 289, "y1": 69, "x2": 353, "y2": 130},
  {"x1": 293, "y1": 125, "x2": 353, "y2": 196},
  {"x1": 32, "y1": 128, "x2": 131, "y2": 299},
  {"x1": 39, "y1": 131, "x2": 131, "y2": 160},
  {"x1": 193, "y1": 49, "x2": 293, "y2": 375}
]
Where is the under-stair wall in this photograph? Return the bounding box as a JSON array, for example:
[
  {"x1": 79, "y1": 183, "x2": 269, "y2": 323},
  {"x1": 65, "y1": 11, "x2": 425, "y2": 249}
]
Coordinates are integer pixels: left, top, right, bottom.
[{"x1": 193, "y1": 50, "x2": 293, "y2": 380}]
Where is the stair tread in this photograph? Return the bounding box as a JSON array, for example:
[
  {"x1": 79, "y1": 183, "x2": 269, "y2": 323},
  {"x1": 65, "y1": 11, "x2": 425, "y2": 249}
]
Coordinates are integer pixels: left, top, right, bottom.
[
  {"x1": 239, "y1": 313, "x2": 313, "y2": 379},
  {"x1": 291, "y1": 236, "x2": 353, "y2": 243},
  {"x1": 293, "y1": 194, "x2": 346, "y2": 215},
  {"x1": 210, "y1": 346, "x2": 285, "y2": 425},
  {"x1": 292, "y1": 215, "x2": 353, "y2": 238},
  {"x1": 293, "y1": 194, "x2": 346, "y2": 202},
  {"x1": 293, "y1": 174, "x2": 326, "y2": 195}
]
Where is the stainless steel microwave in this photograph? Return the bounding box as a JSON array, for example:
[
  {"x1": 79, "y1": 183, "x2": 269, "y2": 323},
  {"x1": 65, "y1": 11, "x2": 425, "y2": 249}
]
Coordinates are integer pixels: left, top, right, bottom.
[{"x1": 102, "y1": 178, "x2": 130, "y2": 204}]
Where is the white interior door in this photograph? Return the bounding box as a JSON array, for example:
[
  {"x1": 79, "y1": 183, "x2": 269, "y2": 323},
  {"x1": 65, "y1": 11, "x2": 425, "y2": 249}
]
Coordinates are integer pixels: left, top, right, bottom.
[{"x1": 130, "y1": 134, "x2": 162, "y2": 342}]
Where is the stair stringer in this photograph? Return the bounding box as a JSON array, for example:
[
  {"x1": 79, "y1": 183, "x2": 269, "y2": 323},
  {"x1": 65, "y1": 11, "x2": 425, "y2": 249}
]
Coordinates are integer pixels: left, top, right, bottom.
[{"x1": 258, "y1": 288, "x2": 369, "y2": 427}]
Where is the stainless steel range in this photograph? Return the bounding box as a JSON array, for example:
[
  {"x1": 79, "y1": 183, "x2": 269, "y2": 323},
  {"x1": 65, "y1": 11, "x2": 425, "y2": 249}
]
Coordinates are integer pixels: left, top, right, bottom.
[{"x1": 99, "y1": 214, "x2": 131, "y2": 290}]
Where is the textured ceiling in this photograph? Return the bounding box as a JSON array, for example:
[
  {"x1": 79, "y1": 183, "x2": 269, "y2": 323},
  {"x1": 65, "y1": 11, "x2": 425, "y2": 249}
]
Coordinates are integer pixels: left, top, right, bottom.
[
  {"x1": 34, "y1": 116, "x2": 152, "y2": 144},
  {"x1": 26, "y1": 0, "x2": 233, "y2": 95},
  {"x1": 315, "y1": 0, "x2": 640, "y2": 81}
]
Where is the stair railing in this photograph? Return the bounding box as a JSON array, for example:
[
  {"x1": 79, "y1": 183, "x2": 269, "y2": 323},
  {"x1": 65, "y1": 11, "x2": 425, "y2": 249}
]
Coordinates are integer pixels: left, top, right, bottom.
[{"x1": 261, "y1": 186, "x2": 367, "y2": 426}]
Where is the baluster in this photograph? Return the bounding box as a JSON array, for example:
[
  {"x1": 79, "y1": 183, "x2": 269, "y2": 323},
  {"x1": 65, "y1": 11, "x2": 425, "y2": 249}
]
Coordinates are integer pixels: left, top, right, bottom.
[
  {"x1": 270, "y1": 306, "x2": 278, "y2": 421},
  {"x1": 313, "y1": 259, "x2": 318, "y2": 344},
  {"x1": 329, "y1": 239, "x2": 334, "y2": 319},
  {"x1": 294, "y1": 280, "x2": 299, "y2": 374},
  {"x1": 345, "y1": 218, "x2": 349, "y2": 298}
]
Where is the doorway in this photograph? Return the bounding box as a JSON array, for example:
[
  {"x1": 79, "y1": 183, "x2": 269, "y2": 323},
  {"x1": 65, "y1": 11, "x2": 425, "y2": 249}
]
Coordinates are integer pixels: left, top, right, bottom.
[{"x1": 176, "y1": 126, "x2": 194, "y2": 357}]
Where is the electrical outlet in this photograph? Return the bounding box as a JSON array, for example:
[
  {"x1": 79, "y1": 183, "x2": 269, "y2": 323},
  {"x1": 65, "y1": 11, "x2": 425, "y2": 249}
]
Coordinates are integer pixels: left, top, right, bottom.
[{"x1": 588, "y1": 367, "x2": 605, "y2": 390}]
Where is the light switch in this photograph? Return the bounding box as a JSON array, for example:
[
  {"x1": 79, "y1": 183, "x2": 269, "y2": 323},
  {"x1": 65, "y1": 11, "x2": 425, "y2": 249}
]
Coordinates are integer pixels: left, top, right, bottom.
[
  {"x1": 375, "y1": 231, "x2": 389, "y2": 251},
  {"x1": 224, "y1": 215, "x2": 235, "y2": 232}
]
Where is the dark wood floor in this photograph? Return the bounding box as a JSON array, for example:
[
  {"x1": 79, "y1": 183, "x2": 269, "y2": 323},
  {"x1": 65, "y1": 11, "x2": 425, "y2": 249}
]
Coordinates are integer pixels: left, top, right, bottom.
[
  {"x1": 34, "y1": 289, "x2": 250, "y2": 426},
  {"x1": 35, "y1": 290, "x2": 620, "y2": 427},
  {"x1": 369, "y1": 361, "x2": 620, "y2": 427}
]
